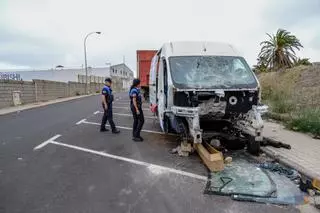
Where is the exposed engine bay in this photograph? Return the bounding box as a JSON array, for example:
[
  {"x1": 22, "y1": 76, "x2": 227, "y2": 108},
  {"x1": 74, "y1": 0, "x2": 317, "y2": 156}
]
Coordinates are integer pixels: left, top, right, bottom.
[
  {"x1": 169, "y1": 89, "x2": 264, "y2": 154},
  {"x1": 173, "y1": 90, "x2": 259, "y2": 116}
]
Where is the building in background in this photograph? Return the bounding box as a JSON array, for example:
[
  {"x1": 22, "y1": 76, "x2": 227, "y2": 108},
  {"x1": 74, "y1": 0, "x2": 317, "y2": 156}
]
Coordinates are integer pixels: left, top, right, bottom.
[
  {"x1": 110, "y1": 63, "x2": 134, "y2": 90},
  {"x1": 1, "y1": 63, "x2": 134, "y2": 91},
  {"x1": 0, "y1": 67, "x2": 110, "y2": 83}
]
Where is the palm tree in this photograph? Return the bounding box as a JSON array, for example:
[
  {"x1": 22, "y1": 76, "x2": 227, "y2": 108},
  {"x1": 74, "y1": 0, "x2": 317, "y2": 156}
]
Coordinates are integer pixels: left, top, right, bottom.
[{"x1": 259, "y1": 29, "x2": 303, "y2": 69}]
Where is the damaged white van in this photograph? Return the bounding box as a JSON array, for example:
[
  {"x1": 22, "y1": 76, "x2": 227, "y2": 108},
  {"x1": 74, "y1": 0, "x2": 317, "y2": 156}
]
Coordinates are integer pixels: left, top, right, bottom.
[{"x1": 149, "y1": 41, "x2": 264, "y2": 155}]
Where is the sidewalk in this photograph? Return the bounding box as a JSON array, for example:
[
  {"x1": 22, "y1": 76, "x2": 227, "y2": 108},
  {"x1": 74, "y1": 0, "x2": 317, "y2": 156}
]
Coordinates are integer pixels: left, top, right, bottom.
[
  {"x1": 0, "y1": 94, "x2": 96, "y2": 116},
  {"x1": 262, "y1": 121, "x2": 320, "y2": 180}
]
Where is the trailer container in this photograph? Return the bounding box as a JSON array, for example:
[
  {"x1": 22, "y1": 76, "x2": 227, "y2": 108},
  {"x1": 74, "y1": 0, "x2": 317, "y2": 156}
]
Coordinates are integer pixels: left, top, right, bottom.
[{"x1": 136, "y1": 50, "x2": 157, "y2": 100}]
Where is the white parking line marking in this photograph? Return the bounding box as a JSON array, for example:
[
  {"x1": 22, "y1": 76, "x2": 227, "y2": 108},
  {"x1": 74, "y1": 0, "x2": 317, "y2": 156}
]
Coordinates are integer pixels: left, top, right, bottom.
[
  {"x1": 82, "y1": 120, "x2": 167, "y2": 135},
  {"x1": 114, "y1": 113, "x2": 155, "y2": 119},
  {"x1": 33, "y1": 134, "x2": 61, "y2": 150},
  {"x1": 113, "y1": 102, "x2": 128, "y2": 104},
  {"x1": 113, "y1": 106, "x2": 149, "y2": 111},
  {"x1": 94, "y1": 111, "x2": 155, "y2": 119},
  {"x1": 76, "y1": 119, "x2": 87, "y2": 125},
  {"x1": 49, "y1": 140, "x2": 207, "y2": 181},
  {"x1": 113, "y1": 106, "x2": 128, "y2": 109}
]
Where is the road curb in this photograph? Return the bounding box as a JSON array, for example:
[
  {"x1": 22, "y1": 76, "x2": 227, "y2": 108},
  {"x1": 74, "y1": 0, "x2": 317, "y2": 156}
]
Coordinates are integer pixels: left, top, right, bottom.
[
  {"x1": 0, "y1": 94, "x2": 98, "y2": 116},
  {"x1": 261, "y1": 144, "x2": 319, "y2": 181}
]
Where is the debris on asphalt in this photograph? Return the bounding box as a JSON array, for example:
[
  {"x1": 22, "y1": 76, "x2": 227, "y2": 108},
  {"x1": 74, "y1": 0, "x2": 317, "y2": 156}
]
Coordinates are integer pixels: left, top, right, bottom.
[
  {"x1": 171, "y1": 146, "x2": 179, "y2": 154},
  {"x1": 308, "y1": 195, "x2": 320, "y2": 209},
  {"x1": 300, "y1": 178, "x2": 314, "y2": 192},
  {"x1": 259, "y1": 162, "x2": 300, "y2": 181},
  {"x1": 210, "y1": 139, "x2": 221, "y2": 149},
  {"x1": 224, "y1": 156, "x2": 232, "y2": 164},
  {"x1": 313, "y1": 178, "x2": 320, "y2": 191},
  {"x1": 170, "y1": 145, "x2": 190, "y2": 157},
  {"x1": 205, "y1": 151, "x2": 306, "y2": 205},
  {"x1": 231, "y1": 192, "x2": 307, "y2": 205},
  {"x1": 195, "y1": 142, "x2": 224, "y2": 172},
  {"x1": 314, "y1": 135, "x2": 320, "y2": 140},
  {"x1": 261, "y1": 137, "x2": 291, "y2": 149}
]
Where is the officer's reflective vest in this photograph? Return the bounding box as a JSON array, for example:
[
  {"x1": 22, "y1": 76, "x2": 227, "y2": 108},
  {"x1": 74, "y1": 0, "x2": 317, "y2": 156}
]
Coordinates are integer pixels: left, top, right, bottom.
[
  {"x1": 129, "y1": 87, "x2": 142, "y2": 107},
  {"x1": 102, "y1": 85, "x2": 113, "y2": 104}
]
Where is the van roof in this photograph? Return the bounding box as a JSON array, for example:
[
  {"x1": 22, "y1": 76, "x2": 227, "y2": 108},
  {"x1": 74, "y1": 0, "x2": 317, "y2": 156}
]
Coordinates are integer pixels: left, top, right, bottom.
[{"x1": 161, "y1": 41, "x2": 241, "y2": 57}]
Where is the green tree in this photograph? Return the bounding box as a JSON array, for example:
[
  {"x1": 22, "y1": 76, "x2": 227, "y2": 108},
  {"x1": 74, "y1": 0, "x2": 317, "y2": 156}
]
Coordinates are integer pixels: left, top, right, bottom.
[
  {"x1": 253, "y1": 56, "x2": 268, "y2": 73},
  {"x1": 259, "y1": 29, "x2": 303, "y2": 69}
]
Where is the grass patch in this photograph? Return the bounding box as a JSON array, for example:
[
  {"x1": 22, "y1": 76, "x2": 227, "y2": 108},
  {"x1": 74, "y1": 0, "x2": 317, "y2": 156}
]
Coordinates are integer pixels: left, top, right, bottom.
[
  {"x1": 259, "y1": 67, "x2": 320, "y2": 136},
  {"x1": 269, "y1": 96, "x2": 296, "y2": 114},
  {"x1": 263, "y1": 88, "x2": 296, "y2": 114},
  {"x1": 287, "y1": 108, "x2": 320, "y2": 137}
]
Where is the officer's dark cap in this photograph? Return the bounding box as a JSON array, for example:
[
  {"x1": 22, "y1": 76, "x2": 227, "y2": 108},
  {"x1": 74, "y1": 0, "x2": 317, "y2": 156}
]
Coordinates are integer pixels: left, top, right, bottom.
[{"x1": 105, "y1": 78, "x2": 112, "y2": 83}]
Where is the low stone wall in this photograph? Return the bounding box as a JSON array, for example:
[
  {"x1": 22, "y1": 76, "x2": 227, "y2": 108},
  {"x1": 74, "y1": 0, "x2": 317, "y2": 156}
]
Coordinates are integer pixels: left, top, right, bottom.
[
  {"x1": 68, "y1": 81, "x2": 86, "y2": 96},
  {"x1": 34, "y1": 79, "x2": 68, "y2": 102},
  {"x1": 0, "y1": 80, "x2": 36, "y2": 109},
  {"x1": 0, "y1": 79, "x2": 105, "y2": 109}
]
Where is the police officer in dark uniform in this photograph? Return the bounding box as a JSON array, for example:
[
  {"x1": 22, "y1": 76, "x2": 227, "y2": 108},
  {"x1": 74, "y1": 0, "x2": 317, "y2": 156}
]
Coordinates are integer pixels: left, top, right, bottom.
[
  {"x1": 100, "y1": 78, "x2": 120, "y2": 134},
  {"x1": 129, "y1": 79, "x2": 144, "y2": 142}
]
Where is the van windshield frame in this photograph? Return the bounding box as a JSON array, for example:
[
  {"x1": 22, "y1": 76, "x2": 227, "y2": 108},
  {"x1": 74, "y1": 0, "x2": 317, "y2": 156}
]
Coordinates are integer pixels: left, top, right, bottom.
[{"x1": 168, "y1": 56, "x2": 258, "y2": 89}]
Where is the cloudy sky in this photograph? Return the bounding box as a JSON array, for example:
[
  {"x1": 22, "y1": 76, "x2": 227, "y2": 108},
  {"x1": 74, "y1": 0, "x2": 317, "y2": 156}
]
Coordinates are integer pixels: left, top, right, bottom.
[{"x1": 0, "y1": 0, "x2": 319, "y2": 73}]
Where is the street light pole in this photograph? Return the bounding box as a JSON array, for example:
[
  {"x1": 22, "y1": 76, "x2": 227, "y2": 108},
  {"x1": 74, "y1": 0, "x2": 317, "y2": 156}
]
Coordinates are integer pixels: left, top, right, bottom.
[{"x1": 84, "y1": 31, "x2": 101, "y2": 94}]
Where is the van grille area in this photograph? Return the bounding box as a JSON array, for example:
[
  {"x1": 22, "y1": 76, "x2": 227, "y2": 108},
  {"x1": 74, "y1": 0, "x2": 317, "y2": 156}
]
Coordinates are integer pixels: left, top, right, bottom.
[{"x1": 173, "y1": 91, "x2": 258, "y2": 114}]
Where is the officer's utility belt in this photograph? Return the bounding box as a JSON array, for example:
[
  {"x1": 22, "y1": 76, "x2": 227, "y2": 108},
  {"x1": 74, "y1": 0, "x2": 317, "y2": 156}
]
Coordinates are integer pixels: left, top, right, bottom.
[{"x1": 106, "y1": 94, "x2": 114, "y2": 104}]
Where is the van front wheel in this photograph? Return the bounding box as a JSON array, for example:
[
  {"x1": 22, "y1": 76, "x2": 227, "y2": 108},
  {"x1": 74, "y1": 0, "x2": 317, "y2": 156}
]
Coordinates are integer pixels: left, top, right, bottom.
[{"x1": 247, "y1": 136, "x2": 260, "y2": 156}]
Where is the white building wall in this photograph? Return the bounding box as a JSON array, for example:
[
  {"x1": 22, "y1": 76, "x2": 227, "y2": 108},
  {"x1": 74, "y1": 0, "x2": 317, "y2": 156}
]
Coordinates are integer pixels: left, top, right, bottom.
[{"x1": 2, "y1": 67, "x2": 110, "y2": 83}]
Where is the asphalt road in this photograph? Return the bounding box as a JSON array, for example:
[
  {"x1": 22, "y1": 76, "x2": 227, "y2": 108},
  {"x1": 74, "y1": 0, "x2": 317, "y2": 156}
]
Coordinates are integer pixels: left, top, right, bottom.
[{"x1": 0, "y1": 92, "x2": 299, "y2": 213}]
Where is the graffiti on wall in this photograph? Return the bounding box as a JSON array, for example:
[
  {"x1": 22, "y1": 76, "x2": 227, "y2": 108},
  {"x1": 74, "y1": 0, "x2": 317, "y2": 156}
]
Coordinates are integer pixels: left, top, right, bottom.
[{"x1": 0, "y1": 72, "x2": 21, "y2": 80}]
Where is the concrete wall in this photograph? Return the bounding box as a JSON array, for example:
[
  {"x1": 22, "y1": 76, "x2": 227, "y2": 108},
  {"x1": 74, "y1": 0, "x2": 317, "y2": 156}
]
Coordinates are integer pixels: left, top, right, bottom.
[
  {"x1": 34, "y1": 79, "x2": 68, "y2": 102},
  {"x1": 0, "y1": 76, "x2": 131, "y2": 109},
  {"x1": 68, "y1": 81, "x2": 86, "y2": 96},
  {"x1": 78, "y1": 75, "x2": 105, "y2": 84},
  {"x1": 0, "y1": 80, "x2": 36, "y2": 109},
  {"x1": 0, "y1": 79, "x2": 106, "y2": 109},
  {"x1": 89, "y1": 83, "x2": 103, "y2": 94}
]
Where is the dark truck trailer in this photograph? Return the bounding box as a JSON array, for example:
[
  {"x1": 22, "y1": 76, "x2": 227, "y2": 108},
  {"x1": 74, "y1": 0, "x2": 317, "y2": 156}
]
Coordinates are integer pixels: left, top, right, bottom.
[{"x1": 136, "y1": 50, "x2": 157, "y2": 101}]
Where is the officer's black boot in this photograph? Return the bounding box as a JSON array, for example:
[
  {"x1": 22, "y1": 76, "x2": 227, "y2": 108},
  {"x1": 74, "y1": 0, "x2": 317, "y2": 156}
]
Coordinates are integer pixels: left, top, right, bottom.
[
  {"x1": 112, "y1": 129, "x2": 120, "y2": 134},
  {"x1": 132, "y1": 137, "x2": 142, "y2": 142},
  {"x1": 100, "y1": 127, "x2": 109, "y2": 132}
]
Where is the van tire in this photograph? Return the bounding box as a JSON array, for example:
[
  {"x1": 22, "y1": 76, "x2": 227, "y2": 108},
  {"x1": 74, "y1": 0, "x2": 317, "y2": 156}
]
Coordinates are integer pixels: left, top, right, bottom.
[{"x1": 247, "y1": 136, "x2": 260, "y2": 155}]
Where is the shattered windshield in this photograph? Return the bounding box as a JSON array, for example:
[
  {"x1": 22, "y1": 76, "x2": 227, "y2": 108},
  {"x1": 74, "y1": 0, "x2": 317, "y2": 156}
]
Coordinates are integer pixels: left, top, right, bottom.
[{"x1": 169, "y1": 56, "x2": 258, "y2": 89}]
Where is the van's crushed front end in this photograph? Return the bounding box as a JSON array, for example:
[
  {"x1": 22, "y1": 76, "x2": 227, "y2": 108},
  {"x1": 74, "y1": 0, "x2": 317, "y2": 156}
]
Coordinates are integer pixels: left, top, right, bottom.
[
  {"x1": 171, "y1": 89, "x2": 263, "y2": 143},
  {"x1": 167, "y1": 55, "x2": 264, "y2": 154}
]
